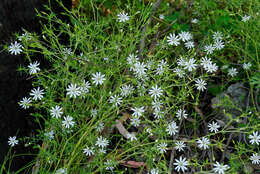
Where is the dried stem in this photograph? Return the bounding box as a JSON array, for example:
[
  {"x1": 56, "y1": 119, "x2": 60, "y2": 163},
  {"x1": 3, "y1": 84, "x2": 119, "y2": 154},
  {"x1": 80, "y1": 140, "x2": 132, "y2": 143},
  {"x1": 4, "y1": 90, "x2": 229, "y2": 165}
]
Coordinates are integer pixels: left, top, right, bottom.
[{"x1": 221, "y1": 133, "x2": 234, "y2": 162}]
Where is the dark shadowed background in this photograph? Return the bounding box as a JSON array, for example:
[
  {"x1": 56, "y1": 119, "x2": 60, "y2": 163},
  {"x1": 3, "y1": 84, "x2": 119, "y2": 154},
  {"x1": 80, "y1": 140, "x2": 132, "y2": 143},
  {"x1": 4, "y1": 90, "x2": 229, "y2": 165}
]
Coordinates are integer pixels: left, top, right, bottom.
[{"x1": 0, "y1": 0, "x2": 71, "y2": 171}]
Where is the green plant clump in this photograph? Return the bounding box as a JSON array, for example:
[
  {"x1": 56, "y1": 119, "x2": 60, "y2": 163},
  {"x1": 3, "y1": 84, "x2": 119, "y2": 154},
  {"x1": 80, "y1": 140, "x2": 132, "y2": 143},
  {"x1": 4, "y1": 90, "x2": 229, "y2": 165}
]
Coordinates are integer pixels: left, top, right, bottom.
[{"x1": 3, "y1": 0, "x2": 260, "y2": 173}]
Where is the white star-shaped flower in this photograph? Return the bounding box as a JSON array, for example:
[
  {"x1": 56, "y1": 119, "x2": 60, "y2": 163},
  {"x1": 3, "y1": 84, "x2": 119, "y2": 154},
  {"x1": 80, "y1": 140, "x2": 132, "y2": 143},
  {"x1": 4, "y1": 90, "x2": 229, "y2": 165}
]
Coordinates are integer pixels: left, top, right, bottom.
[
  {"x1": 62, "y1": 115, "x2": 75, "y2": 129},
  {"x1": 149, "y1": 85, "x2": 163, "y2": 100},
  {"x1": 117, "y1": 12, "x2": 130, "y2": 22},
  {"x1": 8, "y1": 136, "x2": 19, "y2": 147},
  {"x1": 208, "y1": 121, "x2": 220, "y2": 133},
  {"x1": 197, "y1": 137, "x2": 210, "y2": 150},
  {"x1": 213, "y1": 162, "x2": 230, "y2": 174},
  {"x1": 167, "y1": 33, "x2": 180, "y2": 46},
  {"x1": 173, "y1": 156, "x2": 189, "y2": 172},
  {"x1": 195, "y1": 78, "x2": 207, "y2": 91},
  {"x1": 9, "y1": 41, "x2": 23, "y2": 55},
  {"x1": 28, "y1": 61, "x2": 40, "y2": 75},
  {"x1": 66, "y1": 83, "x2": 81, "y2": 98},
  {"x1": 30, "y1": 87, "x2": 44, "y2": 101},
  {"x1": 249, "y1": 131, "x2": 260, "y2": 145},
  {"x1": 92, "y1": 72, "x2": 106, "y2": 85},
  {"x1": 50, "y1": 105, "x2": 63, "y2": 118}
]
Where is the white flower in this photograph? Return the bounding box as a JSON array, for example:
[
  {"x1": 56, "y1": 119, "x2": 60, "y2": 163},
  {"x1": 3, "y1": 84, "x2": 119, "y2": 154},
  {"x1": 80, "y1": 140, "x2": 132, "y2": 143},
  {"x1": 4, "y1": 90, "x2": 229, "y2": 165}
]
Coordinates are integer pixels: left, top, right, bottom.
[
  {"x1": 96, "y1": 122, "x2": 104, "y2": 132},
  {"x1": 130, "y1": 117, "x2": 141, "y2": 127},
  {"x1": 173, "y1": 156, "x2": 189, "y2": 172},
  {"x1": 242, "y1": 15, "x2": 251, "y2": 22},
  {"x1": 206, "y1": 63, "x2": 218, "y2": 73},
  {"x1": 178, "y1": 31, "x2": 192, "y2": 42},
  {"x1": 184, "y1": 41, "x2": 195, "y2": 49},
  {"x1": 133, "y1": 61, "x2": 147, "y2": 78},
  {"x1": 208, "y1": 121, "x2": 220, "y2": 133},
  {"x1": 156, "y1": 66, "x2": 165, "y2": 75},
  {"x1": 177, "y1": 56, "x2": 186, "y2": 66},
  {"x1": 184, "y1": 58, "x2": 197, "y2": 72},
  {"x1": 99, "y1": 148, "x2": 106, "y2": 154},
  {"x1": 149, "y1": 168, "x2": 159, "y2": 174},
  {"x1": 242, "y1": 62, "x2": 252, "y2": 70},
  {"x1": 8, "y1": 136, "x2": 19, "y2": 147},
  {"x1": 227, "y1": 67, "x2": 238, "y2": 77},
  {"x1": 197, "y1": 137, "x2": 210, "y2": 150},
  {"x1": 62, "y1": 116, "x2": 75, "y2": 129},
  {"x1": 173, "y1": 68, "x2": 185, "y2": 78},
  {"x1": 153, "y1": 109, "x2": 164, "y2": 119},
  {"x1": 131, "y1": 107, "x2": 145, "y2": 117},
  {"x1": 166, "y1": 121, "x2": 179, "y2": 136},
  {"x1": 55, "y1": 168, "x2": 67, "y2": 174},
  {"x1": 157, "y1": 142, "x2": 168, "y2": 154},
  {"x1": 195, "y1": 78, "x2": 207, "y2": 91},
  {"x1": 80, "y1": 80, "x2": 91, "y2": 95},
  {"x1": 44, "y1": 130, "x2": 54, "y2": 139},
  {"x1": 79, "y1": 52, "x2": 89, "y2": 63},
  {"x1": 167, "y1": 33, "x2": 180, "y2": 46},
  {"x1": 63, "y1": 48, "x2": 72, "y2": 55},
  {"x1": 109, "y1": 95, "x2": 123, "y2": 107},
  {"x1": 28, "y1": 61, "x2": 40, "y2": 75},
  {"x1": 30, "y1": 87, "x2": 44, "y2": 101},
  {"x1": 213, "y1": 31, "x2": 223, "y2": 41},
  {"x1": 214, "y1": 40, "x2": 225, "y2": 50},
  {"x1": 9, "y1": 41, "x2": 23, "y2": 55},
  {"x1": 83, "y1": 146, "x2": 94, "y2": 156},
  {"x1": 175, "y1": 141, "x2": 186, "y2": 152},
  {"x1": 249, "y1": 131, "x2": 260, "y2": 145},
  {"x1": 149, "y1": 85, "x2": 163, "y2": 100},
  {"x1": 120, "y1": 84, "x2": 134, "y2": 97},
  {"x1": 222, "y1": 65, "x2": 229, "y2": 70},
  {"x1": 152, "y1": 100, "x2": 163, "y2": 111},
  {"x1": 159, "y1": 14, "x2": 165, "y2": 19},
  {"x1": 213, "y1": 162, "x2": 230, "y2": 174},
  {"x1": 95, "y1": 136, "x2": 109, "y2": 149},
  {"x1": 146, "y1": 127, "x2": 153, "y2": 136},
  {"x1": 66, "y1": 83, "x2": 81, "y2": 98},
  {"x1": 50, "y1": 105, "x2": 63, "y2": 118},
  {"x1": 91, "y1": 109, "x2": 98, "y2": 117},
  {"x1": 127, "y1": 133, "x2": 137, "y2": 141},
  {"x1": 19, "y1": 97, "x2": 32, "y2": 109},
  {"x1": 92, "y1": 72, "x2": 106, "y2": 85},
  {"x1": 18, "y1": 32, "x2": 32, "y2": 41},
  {"x1": 176, "y1": 109, "x2": 187, "y2": 120},
  {"x1": 191, "y1": 18, "x2": 199, "y2": 23},
  {"x1": 117, "y1": 12, "x2": 130, "y2": 22},
  {"x1": 147, "y1": 60, "x2": 155, "y2": 69},
  {"x1": 127, "y1": 53, "x2": 139, "y2": 68},
  {"x1": 200, "y1": 57, "x2": 212, "y2": 69},
  {"x1": 105, "y1": 160, "x2": 115, "y2": 171},
  {"x1": 204, "y1": 44, "x2": 215, "y2": 55},
  {"x1": 250, "y1": 153, "x2": 260, "y2": 165}
]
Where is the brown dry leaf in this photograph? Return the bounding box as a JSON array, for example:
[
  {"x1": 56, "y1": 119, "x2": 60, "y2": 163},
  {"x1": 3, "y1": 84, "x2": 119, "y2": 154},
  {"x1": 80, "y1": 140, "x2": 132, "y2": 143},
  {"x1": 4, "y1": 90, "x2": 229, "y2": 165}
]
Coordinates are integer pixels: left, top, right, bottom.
[
  {"x1": 72, "y1": 0, "x2": 80, "y2": 9},
  {"x1": 116, "y1": 119, "x2": 130, "y2": 139},
  {"x1": 120, "y1": 160, "x2": 147, "y2": 169}
]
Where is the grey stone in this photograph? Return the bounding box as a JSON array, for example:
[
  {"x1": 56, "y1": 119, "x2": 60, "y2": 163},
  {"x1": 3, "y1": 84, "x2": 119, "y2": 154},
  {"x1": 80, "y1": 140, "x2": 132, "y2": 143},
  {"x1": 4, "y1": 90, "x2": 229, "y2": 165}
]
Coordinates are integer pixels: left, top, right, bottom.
[{"x1": 211, "y1": 82, "x2": 249, "y2": 124}]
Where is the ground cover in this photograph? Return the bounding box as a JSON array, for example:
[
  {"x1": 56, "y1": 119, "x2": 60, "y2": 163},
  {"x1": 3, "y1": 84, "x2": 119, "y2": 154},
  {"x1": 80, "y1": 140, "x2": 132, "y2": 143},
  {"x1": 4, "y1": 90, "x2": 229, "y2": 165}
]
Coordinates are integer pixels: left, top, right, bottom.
[{"x1": 2, "y1": 0, "x2": 260, "y2": 173}]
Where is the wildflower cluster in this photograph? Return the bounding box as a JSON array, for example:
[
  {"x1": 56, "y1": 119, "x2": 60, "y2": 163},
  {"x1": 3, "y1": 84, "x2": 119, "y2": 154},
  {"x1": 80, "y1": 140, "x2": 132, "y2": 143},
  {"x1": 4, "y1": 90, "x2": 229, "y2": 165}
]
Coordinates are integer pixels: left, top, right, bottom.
[{"x1": 6, "y1": 0, "x2": 260, "y2": 173}]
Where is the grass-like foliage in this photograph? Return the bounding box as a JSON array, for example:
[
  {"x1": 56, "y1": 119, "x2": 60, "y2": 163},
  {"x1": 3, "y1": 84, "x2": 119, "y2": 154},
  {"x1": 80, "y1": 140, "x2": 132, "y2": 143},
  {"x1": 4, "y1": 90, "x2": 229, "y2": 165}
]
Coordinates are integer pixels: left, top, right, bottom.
[{"x1": 4, "y1": 0, "x2": 260, "y2": 173}]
